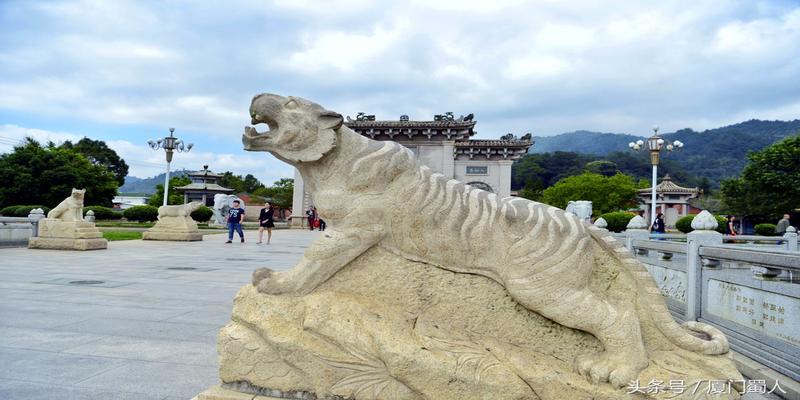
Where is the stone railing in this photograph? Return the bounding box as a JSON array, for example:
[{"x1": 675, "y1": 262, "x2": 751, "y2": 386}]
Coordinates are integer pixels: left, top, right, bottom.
[
  {"x1": 598, "y1": 212, "x2": 800, "y2": 382},
  {"x1": 723, "y1": 233, "x2": 798, "y2": 252},
  {"x1": 607, "y1": 228, "x2": 798, "y2": 252},
  {"x1": 0, "y1": 208, "x2": 45, "y2": 246}
]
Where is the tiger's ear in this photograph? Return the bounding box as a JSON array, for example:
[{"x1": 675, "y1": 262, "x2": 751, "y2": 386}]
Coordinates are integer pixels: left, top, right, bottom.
[
  {"x1": 296, "y1": 110, "x2": 341, "y2": 162},
  {"x1": 318, "y1": 111, "x2": 343, "y2": 131}
]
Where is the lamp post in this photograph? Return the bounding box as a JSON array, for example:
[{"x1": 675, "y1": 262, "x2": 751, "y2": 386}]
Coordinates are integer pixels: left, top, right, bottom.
[
  {"x1": 148, "y1": 128, "x2": 193, "y2": 206},
  {"x1": 629, "y1": 127, "x2": 684, "y2": 225}
]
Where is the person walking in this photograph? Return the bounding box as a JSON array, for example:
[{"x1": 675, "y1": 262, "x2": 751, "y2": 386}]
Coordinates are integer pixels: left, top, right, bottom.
[
  {"x1": 306, "y1": 206, "x2": 316, "y2": 231},
  {"x1": 776, "y1": 213, "x2": 792, "y2": 234},
  {"x1": 726, "y1": 215, "x2": 738, "y2": 236},
  {"x1": 226, "y1": 200, "x2": 245, "y2": 243},
  {"x1": 318, "y1": 218, "x2": 326, "y2": 231},
  {"x1": 258, "y1": 202, "x2": 275, "y2": 244},
  {"x1": 650, "y1": 212, "x2": 666, "y2": 235}
]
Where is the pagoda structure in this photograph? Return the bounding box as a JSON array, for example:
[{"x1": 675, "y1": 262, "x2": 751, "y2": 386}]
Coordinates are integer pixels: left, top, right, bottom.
[
  {"x1": 637, "y1": 174, "x2": 702, "y2": 227},
  {"x1": 175, "y1": 165, "x2": 234, "y2": 206},
  {"x1": 289, "y1": 112, "x2": 533, "y2": 227}
]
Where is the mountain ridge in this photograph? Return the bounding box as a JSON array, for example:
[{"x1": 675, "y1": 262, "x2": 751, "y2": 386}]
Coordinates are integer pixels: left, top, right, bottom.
[
  {"x1": 529, "y1": 119, "x2": 800, "y2": 183},
  {"x1": 119, "y1": 170, "x2": 189, "y2": 194}
]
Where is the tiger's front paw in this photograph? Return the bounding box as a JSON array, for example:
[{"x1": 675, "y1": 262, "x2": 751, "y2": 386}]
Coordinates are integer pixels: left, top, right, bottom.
[
  {"x1": 252, "y1": 267, "x2": 273, "y2": 287},
  {"x1": 255, "y1": 271, "x2": 296, "y2": 295}
]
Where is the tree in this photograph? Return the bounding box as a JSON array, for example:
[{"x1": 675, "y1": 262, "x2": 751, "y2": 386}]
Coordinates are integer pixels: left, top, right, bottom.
[
  {"x1": 584, "y1": 160, "x2": 618, "y2": 176},
  {"x1": 148, "y1": 176, "x2": 191, "y2": 206},
  {"x1": 253, "y1": 178, "x2": 294, "y2": 209},
  {"x1": 219, "y1": 172, "x2": 265, "y2": 193},
  {"x1": 541, "y1": 172, "x2": 640, "y2": 216},
  {"x1": 512, "y1": 152, "x2": 594, "y2": 190},
  {"x1": 720, "y1": 134, "x2": 800, "y2": 220},
  {"x1": 0, "y1": 138, "x2": 118, "y2": 207},
  {"x1": 61, "y1": 138, "x2": 129, "y2": 186},
  {"x1": 512, "y1": 150, "x2": 700, "y2": 194}
]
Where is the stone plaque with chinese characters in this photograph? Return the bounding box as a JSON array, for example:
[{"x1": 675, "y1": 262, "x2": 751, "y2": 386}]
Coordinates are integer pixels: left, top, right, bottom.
[
  {"x1": 706, "y1": 279, "x2": 799, "y2": 346},
  {"x1": 643, "y1": 264, "x2": 686, "y2": 303}
]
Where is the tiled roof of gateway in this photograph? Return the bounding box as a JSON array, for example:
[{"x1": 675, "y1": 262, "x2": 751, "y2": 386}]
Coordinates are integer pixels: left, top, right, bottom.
[
  {"x1": 344, "y1": 120, "x2": 476, "y2": 129},
  {"x1": 455, "y1": 139, "x2": 532, "y2": 147},
  {"x1": 638, "y1": 174, "x2": 700, "y2": 194},
  {"x1": 174, "y1": 183, "x2": 234, "y2": 192}
]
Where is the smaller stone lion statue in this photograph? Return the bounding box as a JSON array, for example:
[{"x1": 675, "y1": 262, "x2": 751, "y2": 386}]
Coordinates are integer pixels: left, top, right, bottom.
[
  {"x1": 158, "y1": 201, "x2": 202, "y2": 219},
  {"x1": 47, "y1": 188, "x2": 85, "y2": 222}
]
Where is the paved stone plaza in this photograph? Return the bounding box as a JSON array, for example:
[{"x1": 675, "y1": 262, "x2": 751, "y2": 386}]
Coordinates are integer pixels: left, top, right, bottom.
[
  {"x1": 0, "y1": 230, "x2": 317, "y2": 400},
  {"x1": 0, "y1": 230, "x2": 786, "y2": 400}
]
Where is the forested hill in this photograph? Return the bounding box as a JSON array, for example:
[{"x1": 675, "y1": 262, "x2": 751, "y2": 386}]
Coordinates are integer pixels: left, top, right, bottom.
[
  {"x1": 530, "y1": 119, "x2": 800, "y2": 183},
  {"x1": 531, "y1": 130, "x2": 644, "y2": 155},
  {"x1": 119, "y1": 170, "x2": 188, "y2": 194}
]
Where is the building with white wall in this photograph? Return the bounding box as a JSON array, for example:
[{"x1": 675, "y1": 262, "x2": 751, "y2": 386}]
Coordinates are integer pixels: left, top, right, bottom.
[
  {"x1": 290, "y1": 113, "x2": 532, "y2": 227},
  {"x1": 637, "y1": 174, "x2": 702, "y2": 227},
  {"x1": 112, "y1": 194, "x2": 150, "y2": 209}
]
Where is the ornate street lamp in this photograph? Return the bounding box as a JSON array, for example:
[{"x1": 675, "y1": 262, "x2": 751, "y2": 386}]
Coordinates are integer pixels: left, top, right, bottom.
[
  {"x1": 148, "y1": 128, "x2": 193, "y2": 206},
  {"x1": 628, "y1": 127, "x2": 684, "y2": 225}
]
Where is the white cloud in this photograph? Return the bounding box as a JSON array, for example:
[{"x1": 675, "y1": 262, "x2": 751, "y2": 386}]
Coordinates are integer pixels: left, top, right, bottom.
[
  {"x1": 0, "y1": 0, "x2": 799, "y2": 147},
  {"x1": 0, "y1": 124, "x2": 292, "y2": 184}
]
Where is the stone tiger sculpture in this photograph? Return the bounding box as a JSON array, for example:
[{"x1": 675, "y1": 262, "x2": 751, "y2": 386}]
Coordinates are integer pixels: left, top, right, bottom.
[{"x1": 242, "y1": 93, "x2": 729, "y2": 388}]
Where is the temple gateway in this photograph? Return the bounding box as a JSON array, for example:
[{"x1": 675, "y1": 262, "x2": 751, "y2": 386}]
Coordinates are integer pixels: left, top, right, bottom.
[
  {"x1": 175, "y1": 165, "x2": 234, "y2": 207},
  {"x1": 637, "y1": 174, "x2": 703, "y2": 227},
  {"x1": 290, "y1": 113, "x2": 533, "y2": 227}
]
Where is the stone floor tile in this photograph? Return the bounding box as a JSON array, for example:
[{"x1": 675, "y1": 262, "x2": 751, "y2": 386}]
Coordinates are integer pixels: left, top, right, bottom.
[{"x1": 0, "y1": 347, "x2": 124, "y2": 385}]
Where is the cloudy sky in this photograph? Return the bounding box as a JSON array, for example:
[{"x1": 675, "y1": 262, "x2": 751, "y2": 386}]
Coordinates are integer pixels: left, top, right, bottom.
[{"x1": 1, "y1": 0, "x2": 799, "y2": 182}]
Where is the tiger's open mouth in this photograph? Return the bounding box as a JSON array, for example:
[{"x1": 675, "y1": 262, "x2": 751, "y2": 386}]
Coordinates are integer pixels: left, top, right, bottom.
[
  {"x1": 243, "y1": 113, "x2": 278, "y2": 150},
  {"x1": 245, "y1": 112, "x2": 277, "y2": 137}
]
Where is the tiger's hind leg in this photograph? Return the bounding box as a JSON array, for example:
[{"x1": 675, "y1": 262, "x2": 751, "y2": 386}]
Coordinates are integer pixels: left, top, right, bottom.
[
  {"x1": 510, "y1": 282, "x2": 649, "y2": 387},
  {"x1": 504, "y1": 235, "x2": 648, "y2": 388}
]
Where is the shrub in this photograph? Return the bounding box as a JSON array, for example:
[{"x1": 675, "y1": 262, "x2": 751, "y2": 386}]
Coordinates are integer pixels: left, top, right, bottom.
[
  {"x1": 754, "y1": 223, "x2": 778, "y2": 236},
  {"x1": 674, "y1": 214, "x2": 727, "y2": 234},
  {"x1": 14, "y1": 205, "x2": 51, "y2": 217},
  {"x1": 0, "y1": 205, "x2": 20, "y2": 216},
  {"x1": 84, "y1": 206, "x2": 123, "y2": 220},
  {"x1": 598, "y1": 211, "x2": 636, "y2": 232},
  {"x1": 123, "y1": 205, "x2": 159, "y2": 222},
  {"x1": 1, "y1": 205, "x2": 51, "y2": 217},
  {"x1": 191, "y1": 205, "x2": 213, "y2": 222},
  {"x1": 675, "y1": 215, "x2": 694, "y2": 234}
]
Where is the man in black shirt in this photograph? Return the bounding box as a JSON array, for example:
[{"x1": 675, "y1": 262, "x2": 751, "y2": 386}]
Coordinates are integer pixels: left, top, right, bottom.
[{"x1": 226, "y1": 200, "x2": 245, "y2": 243}]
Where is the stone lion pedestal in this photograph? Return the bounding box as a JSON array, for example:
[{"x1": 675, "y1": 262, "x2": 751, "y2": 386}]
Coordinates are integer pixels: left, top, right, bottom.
[
  {"x1": 143, "y1": 202, "x2": 203, "y2": 241},
  {"x1": 28, "y1": 219, "x2": 107, "y2": 250},
  {"x1": 29, "y1": 189, "x2": 107, "y2": 251}
]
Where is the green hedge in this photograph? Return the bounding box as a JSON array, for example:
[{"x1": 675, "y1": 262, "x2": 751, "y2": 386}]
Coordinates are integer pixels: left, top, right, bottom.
[
  {"x1": 598, "y1": 211, "x2": 636, "y2": 232},
  {"x1": 84, "y1": 206, "x2": 123, "y2": 220},
  {"x1": 191, "y1": 205, "x2": 213, "y2": 222},
  {"x1": 0, "y1": 205, "x2": 20, "y2": 216},
  {"x1": 754, "y1": 223, "x2": 778, "y2": 236},
  {"x1": 0, "y1": 205, "x2": 51, "y2": 217},
  {"x1": 123, "y1": 205, "x2": 159, "y2": 222},
  {"x1": 675, "y1": 214, "x2": 727, "y2": 234}
]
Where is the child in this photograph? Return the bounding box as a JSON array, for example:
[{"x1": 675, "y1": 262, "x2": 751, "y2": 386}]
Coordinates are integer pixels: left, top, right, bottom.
[{"x1": 226, "y1": 200, "x2": 245, "y2": 243}]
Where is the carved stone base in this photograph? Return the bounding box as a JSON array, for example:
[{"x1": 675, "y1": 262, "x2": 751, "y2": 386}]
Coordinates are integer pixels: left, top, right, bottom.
[
  {"x1": 28, "y1": 236, "x2": 107, "y2": 250},
  {"x1": 142, "y1": 231, "x2": 203, "y2": 241},
  {"x1": 143, "y1": 216, "x2": 203, "y2": 241},
  {"x1": 37, "y1": 218, "x2": 103, "y2": 239},
  {"x1": 208, "y1": 247, "x2": 742, "y2": 400},
  {"x1": 193, "y1": 384, "x2": 297, "y2": 400}
]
